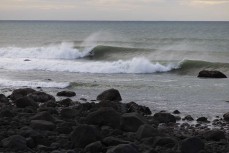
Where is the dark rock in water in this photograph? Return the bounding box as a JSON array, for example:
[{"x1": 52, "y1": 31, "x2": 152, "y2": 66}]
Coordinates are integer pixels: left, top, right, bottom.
[
  {"x1": 0, "y1": 94, "x2": 9, "y2": 103},
  {"x1": 180, "y1": 137, "x2": 204, "y2": 153},
  {"x1": 14, "y1": 96, "x2": 38, "y2": 108},
  {"x1": 173, "y1": 110, "x2": 180, "y2": 114},
  {"x1": 223, "y1": 112, "x2": 229, "y2": 121},
  {"x1": 102, "y1": 136, "x2": 130, "y2": 146},
  {"x1": 30, "y1": 120, "x2": 56, "y2": 131},
  {"x1": 203, "y1": 130, "x2": 226, "y2": 141},
  {"x1": 153, "y1": 137, "x2": 178, "y2": 148},
  {"x1": 106, "y1": 144, "x2": 139, "y2": 153},
  {"x1": 31, "y1": 111, "x2": 56, "y2": 122},
  {"x1": 198, "y1": 70, "x2": 227, "y2": 78},
  {"x1": 136, "y1": 124, "x2": 159, "y2": 140},
  {"x1": 97, "y1": 88, "x2": 122, "y2": 101},
  {"x1": 126, "y1": 101, "x2": 151, "y2": 115},
  {"x1": 60, "y1": 108, "x2": 78, "y2": 118},
  {"x1": 24, "y1": 59, "x2": 31, "y2": 61},
  {"x1": 153, "y1": 112, "x2": 176, "y2": 123},
  {"x1": 58, "y1": 98, "x2": 73, "y2": 107},
  {"x1": 70, "y1": 124, "x2": 100, "y2": 148},
  {"x1": 28, "y1": 91, "x2": 55, "y2": 103},
  {"x1": 86, "y1": 107, "x2": 121, "y2": 129},
  {"x1": 183, "y1": 115, "x2": 194, "y2": 121},
  {"x1": 84, "y1": 141, "x2": 103, "y2": 153},
  {"x1": 57, "y1": 91, "x2": 76, "y2": 97},
  {"x1": 120, "y1": 112, "x2": 146, "y2": 132},
  {"x1": 197, "y1": 117, "x2": 209, "y2": 122},
  {"x1": 1, "y1": 135, "x2": 27, "y2": 150},
  {"x1": 10, "y1": 88, "x2": 36, "y2": 101}
]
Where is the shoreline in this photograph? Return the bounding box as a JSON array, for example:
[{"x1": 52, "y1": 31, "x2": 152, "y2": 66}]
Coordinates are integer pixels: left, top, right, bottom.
[{"x1": 0, "y1": 87, "x2": 228, "y2": 153}]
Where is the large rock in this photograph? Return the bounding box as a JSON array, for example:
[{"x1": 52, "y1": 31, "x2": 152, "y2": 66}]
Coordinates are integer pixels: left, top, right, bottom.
[
  {"x1": 14, "y1": 96, "x2": 38, "y2": 108},
  {"x1": 126, "y1": 101, "x2": 151, "y2": 115},
  {"x1": 28, "y1": 91, "x2": 55, "y2": 103},
  {"x1": 203, "y1": 130, "x2": 225, "y2": 141},
  {"x1": 70, "y1": 124, "x2": 100, "y2": 148},
  {"x1": 153, "y1": 137, "x2": 178, "y2": 148},
  {"x1": 102, "y1": 136, "x2": 130, "y2": 146},
  {"x1": 1, "y1": 135, "x2": 27, "y2": 150},
  {"x1": 86, "y1": 107, "x2": 121, "y2": 129},
  {"x1": 84, "y1": 141, "x2": 103, "y2": 153},
  {"x1": 180, "y1": 137, "x2": 204, "y2": 153},
  {"x1": 198, "y1": 70, "x2": 227, "y2": 78},
  {"x1": 223, "y1": 112, "x2": 229, "y2": 121},
  {"x1": 120, "y1": 112, "x2": 146, "y2": 132},
  {"x1": 136, "y1": 124, "x2": 159, "y2": 140},
  {"x1": 106, "y1": 144, "x2": 139, "y2": 153},
  {"x1": 30, "y1": 120, "x2": 56, "y2": 131},
  {"x1": 0, "y1": 94, "x2": 9, "y2": 103},
  {"x1": 10, "y1": 88, "x2": 36, "y2": 101},
  {"x1": 57, "y1": 91, "x2": 76, "y2": 97},
  {"x1": 97, "y1": 89, "x2": 122, "y2": 101},
  {"x1": 60, "y1": 108, "x2": 78, "y2": 118},
  {"x1": 31, "y1": 111, "x2": 56, "y2": 122},
  {"x1": 153, "y1": 112, "x2": 176, "y2": 123}
]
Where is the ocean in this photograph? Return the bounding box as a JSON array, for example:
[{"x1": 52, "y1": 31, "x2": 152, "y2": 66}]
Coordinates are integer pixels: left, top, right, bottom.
[{"x1": 0, "y1": 21, "x2": 228, "y2": 117}]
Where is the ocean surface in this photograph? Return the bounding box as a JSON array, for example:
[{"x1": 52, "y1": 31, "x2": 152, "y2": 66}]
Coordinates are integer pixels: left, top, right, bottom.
[{"x1": 0, "y1": 21, "x2": 229, "y2": 117}]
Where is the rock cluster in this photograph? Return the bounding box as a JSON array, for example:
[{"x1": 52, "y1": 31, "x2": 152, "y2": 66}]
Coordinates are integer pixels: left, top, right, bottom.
[{"x1": 0, "y1": 88, "x2": 228, "y2": 153}]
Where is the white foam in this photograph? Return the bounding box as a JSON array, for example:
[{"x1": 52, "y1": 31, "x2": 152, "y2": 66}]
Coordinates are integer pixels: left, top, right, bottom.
[
  {"x1": 0, "y1": 79, "x2": 69, "y2": 88},
  {"x1": 0, "y1": 57, "x2": 178, "y2": 74},
  {"x1": 0, "y1": 42, "x2": 92, "y2": 59}
]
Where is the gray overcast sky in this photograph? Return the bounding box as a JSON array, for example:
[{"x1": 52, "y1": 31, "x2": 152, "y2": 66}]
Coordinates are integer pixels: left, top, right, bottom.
[{"x1": 0, "y1": 0, "x2": 229, "y2": 21}]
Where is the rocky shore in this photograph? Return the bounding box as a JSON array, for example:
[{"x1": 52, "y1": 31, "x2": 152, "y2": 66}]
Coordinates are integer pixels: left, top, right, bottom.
[{"x1": 0, "y1": 88, "x2": 228, "y2": 153}]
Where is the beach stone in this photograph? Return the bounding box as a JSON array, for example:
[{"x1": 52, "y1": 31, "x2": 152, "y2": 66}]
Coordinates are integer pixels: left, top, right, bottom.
[
  {"x1": 183, "y1": 115, "x2": 194, "y2": 121},
  {"x1": 153, "y1": 137, "x2": 178, "y2": 148},
  {"x1": 28, "y1": 91, "x2": 55, "y2": 103},
  {"x1": 102, "y1": 136, "x2": 130, "y2": 146},
  {"x1": 31, "y1": 111, "x2": 56, "y2": 122},
  {"x1": 95, "y1": 100, "x2": 125, "y2": 113},
  {"x1": 197, "y1": 117, "x2": 209, "y2": 122},
  {"x1": 120, "y1": 112, "x2": 146, "y2": 132},
  {"x1": 97, "y1": 88, "x2": 122, "y2": 101},
  {"x1": 0, "y1": 108, "x2": 15, "y2": 117},
  {"x1": 86, "y1": 107, "x2": 121, "y2": 129},
  {"x1": 173, "y1": 110, "x2": 180, "y2": 114},
  {"x1": 14, "y1": 96, "x2": 38, "y2": 108},
  {"x1": 223, "y1": 112, "x2": 229, "y2": 121},
  {"x1": 30, "y1": 120, "x2": 56, "y2": 131},
  {"x1": 136, "y1": 124, "x2": 159, "y2": 140},
  {"x1": 19, "y1": 126, "x2": 41, "y2": 138},
  {"x1": 1, "y1": 135, "x2": 27, "y2": 150},
  {"x1": 56, "y1": 122, "x2": 73, "y2": 134},
  {"x1": 60, "y1": 108, "x2": 78, "y2": 118},
  {"x1": 84, "y1": 141, "x2": 103, "y2": 153},
  {"x1": 203, "y1": 130, "x2": 225, "y2": 141},
  {"x1": 180, "y1": 137, "x2": 204, "y2": 153},
  {"x1": 58, "y1": 98, "x2": 73, "y2": 107},
  {"x1": 57, "y1": 91, "x2": 76, "y2": 97},
  {"x1": 106, "y1": 144, "x2": 139, "y2": 153},
  {"x1": 198, "y1": 70, "x2": 227, "y2": 78},
  {"x1": 126, "y1": 101, "x2": 151, "y2": 115},
  {"x1": 70, "y1": 124, "x2": 100, "y2": 148},
  {"x1": 10, "y1": 88, "x2": 36, "y2": 100},
  {"x1": 0, "y1": 94, "x2": 9, "y2": 103},
  {"x1": 153, "y1": 112, "x2": 176, "y2": 123}
]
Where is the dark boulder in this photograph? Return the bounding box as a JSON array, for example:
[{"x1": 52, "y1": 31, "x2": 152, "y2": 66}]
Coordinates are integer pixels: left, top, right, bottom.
[
  {"x1": 198, "y1": 70, "x2": 227, "y2": 78},
  {"x1": 120, "y1": 112, "x2": 146, "y2": 132},
  {"x1": 153, "y1": 137, "x2": 178, "y2": 148},
  {"x1": 153, "y1": 112, "x2": 176, "y2": 123},
  {"x1": 223, "y1": 112, "x2": 229, "y2": 121},
  {"x1": 84, "y1": 141, "x2": 103, "y2": 153},
  {"x1": 197, "y1": 117, "x2": 209, "y2": 122},
  {"x1": 14, "y1": 96, "x2": 38, "y2": 108},
  {"x1": 203, "y1": 130, "x2": 225, "y2": 141},
  {"x1": 58, "y1": 98, "x2": 73, "y2": 107},
  {"x1": 183, "y1": 115, "x2": 194, "y2": 121},
  {"x1": 86, "y1": 107, "x2": 121, "y2": 129},
  {"x1": 95, "y1": 101, "x2": 125, "y2": 113},
  {"x1": 1, "y1": 135, "x2": 27, "y2": 150},
  {"x1": 97, "y1": 89, "x2": 122, "y2": 101},
  {"x1": 70, "y1": 124, "x2": 100, "y2": 148},
  {"x1": 0, "y1": 108, "x2": 15, "y2": 117},
  {"x1": 136, "y1": 124, "x2": 159, "y2": 140},
  {"x1": 102, "y1": 136, "x2": 130, "y2": 146},
  {"x1": 180, "y1": 137, "x2": 204, "y2": 153},
  {"x1": 30, "y1": 120, "x2": 56, "y2": 131},
  {"x1": 60, "y1": 108, "x2": 78, "y2": 118},
  {"x1": 106, "y1": 144, "x2": 139, "y2": 153},
  {"x1": 173, "y1": 110, "x2": 180, "y2": 114},
  {"x1": 28, "y1": 91, "x2": 55, "y2": 103},
  {"x1": 10, "y1": 88, "x2": 36, "y2": 101},
  {"x1": 0, "y1": 94, "x2": 9, "y2": 103},
  {"x1": 56, "y1": 91, "x2": 76, "y2": 97},
  {"x1": 126, "y1": 101, "x2": 151, "y2": 115},
  {"x1": 31, "y1": 111, "x2": 56, "y2": 122}
]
